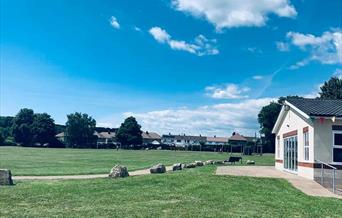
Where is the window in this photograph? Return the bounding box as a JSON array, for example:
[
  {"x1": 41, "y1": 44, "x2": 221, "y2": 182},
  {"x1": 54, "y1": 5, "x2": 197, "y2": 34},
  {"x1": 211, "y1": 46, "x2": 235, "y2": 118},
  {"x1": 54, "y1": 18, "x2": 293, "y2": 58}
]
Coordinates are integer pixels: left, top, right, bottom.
[
  {"x1": 333, "y1": 131, "x2": 342, "y2": 162},
  {"x1": 303, "y1": 131, "x2": 309, "y2": 161}
]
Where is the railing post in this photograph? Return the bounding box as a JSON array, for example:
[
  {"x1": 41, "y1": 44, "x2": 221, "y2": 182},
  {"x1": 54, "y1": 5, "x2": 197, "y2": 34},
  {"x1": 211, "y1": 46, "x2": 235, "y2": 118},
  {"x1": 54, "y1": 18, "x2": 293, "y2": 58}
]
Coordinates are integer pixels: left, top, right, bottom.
[
  {"x1": 321, "y1": 163, "x2": 324, "y2": 185},
  {"x1": 333, "y1": 169, "x2": 336, "y2": 194}
]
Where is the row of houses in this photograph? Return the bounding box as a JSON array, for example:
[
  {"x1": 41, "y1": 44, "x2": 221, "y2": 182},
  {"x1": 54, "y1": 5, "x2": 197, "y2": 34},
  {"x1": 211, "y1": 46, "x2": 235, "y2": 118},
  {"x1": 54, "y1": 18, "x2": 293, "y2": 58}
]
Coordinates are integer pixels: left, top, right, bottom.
[{"x1": 56, "y1": 131, "x2": 259, "y2": 148}]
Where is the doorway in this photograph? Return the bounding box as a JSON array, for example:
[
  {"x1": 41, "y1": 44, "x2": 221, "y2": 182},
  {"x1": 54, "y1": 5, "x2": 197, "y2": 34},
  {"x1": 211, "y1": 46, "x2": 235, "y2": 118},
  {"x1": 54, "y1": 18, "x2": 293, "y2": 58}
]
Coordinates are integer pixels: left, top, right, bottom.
[{"x1": 284, "y1": 136, "x2": 298, "y2": 172}]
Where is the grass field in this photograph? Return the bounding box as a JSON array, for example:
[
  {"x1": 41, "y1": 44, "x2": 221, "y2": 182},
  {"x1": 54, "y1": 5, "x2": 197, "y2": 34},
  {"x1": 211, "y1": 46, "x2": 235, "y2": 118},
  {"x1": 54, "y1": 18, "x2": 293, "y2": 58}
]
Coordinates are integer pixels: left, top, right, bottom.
[
  {"x1": 0, "y1": 146, "x2": 274, "y2": 176},
  {"x1": 1, "y1": 166, "x2": 341, "y2": 217}
]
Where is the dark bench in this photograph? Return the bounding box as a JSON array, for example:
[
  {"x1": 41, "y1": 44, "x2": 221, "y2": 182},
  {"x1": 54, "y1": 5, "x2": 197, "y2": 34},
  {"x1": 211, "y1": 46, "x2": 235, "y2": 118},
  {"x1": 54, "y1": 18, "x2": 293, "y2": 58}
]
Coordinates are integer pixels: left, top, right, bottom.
[{"x1": 225, "y1": 156, "x2": 243, "y2": 164}]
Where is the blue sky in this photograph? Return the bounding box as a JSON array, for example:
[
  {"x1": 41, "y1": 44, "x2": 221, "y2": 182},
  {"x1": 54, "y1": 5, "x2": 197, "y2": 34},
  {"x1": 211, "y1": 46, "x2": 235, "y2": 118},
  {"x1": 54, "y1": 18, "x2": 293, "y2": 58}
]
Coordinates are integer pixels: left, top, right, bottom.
[{"x1": 1, "y1": 0, "x2": 341, "y2": 136}]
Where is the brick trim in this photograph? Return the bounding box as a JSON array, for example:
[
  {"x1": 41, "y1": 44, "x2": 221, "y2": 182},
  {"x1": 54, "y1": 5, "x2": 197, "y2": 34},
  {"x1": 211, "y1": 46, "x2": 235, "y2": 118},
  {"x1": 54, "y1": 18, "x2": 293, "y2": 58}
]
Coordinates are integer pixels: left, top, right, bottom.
[
  {"x1": 283, "y1": 130, "x2": 298, "y2": 138},
  {"x1": 303, "y1": 126, "x2": 309, "y2": 133},
  {"x1": 275, "y1": 159, "x2": 283, "y2": 163},
  {"x1": 298, "y1": 162, "x2": 314, "y2": 168}
]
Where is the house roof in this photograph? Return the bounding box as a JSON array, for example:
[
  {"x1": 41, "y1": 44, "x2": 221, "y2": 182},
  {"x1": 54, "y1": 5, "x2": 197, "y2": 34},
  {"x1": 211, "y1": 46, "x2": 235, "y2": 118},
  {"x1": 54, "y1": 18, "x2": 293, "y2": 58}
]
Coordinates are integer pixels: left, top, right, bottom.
[
  {"x1": 56, "y1": 132, "x2": 65, "y2": 137},
  {"x1": 229, "y1": 133, "x2": 247, "y2": 141},
  {"x1": 98, "y1": 131, "x2": 116, "y2": 139},
  {"x1": 272, "y1": 98, "x2": 342, "y2": 134},
  {"x1": 142, "y1": 131, "x2": 161, "y2": 140},
  {"x1": 287, "y1": 98, "x2": 342, "y2": 118},
  {"x1": 206, "y1": 136, "x2": 228, "y2": 143}
]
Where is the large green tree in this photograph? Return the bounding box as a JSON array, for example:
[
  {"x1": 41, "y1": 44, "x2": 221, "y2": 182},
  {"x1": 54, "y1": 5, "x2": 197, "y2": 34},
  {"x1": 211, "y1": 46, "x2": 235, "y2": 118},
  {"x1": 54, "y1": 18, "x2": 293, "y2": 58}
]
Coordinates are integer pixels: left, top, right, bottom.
[
  {"x1": 319, "y1": 77, "x2": 342, "y2": 100},
  {"x1": 65, "y1": 112, "x2": 96, "y2": 148},
  {"x1": 31, "y1": 113, "x2": 56, "y2": 145},
  {"x1": 116, "y1": 116, "x2": 142, "y2": 147},
  {"x1": 12, "y1": 108, "x2": 35, "y2": 146}
]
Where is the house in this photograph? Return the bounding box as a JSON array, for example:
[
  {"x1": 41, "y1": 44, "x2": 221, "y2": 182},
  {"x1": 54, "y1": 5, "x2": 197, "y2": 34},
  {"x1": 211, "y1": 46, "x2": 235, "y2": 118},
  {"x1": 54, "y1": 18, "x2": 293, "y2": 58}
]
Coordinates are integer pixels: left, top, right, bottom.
[
  {"x1": 56, "y1": 132, "x2": 66, "y2": 142},
  {"x1": 95, "y1": 131, "x2": 116, "y2": 145},
  {"x1": 161, "y1": 134, "x2": 206, "y2": 147},
  {"x1": 272, "y1": 98, "x2": 342, "y2": 179},
  {"x1": 206, "y1": 136, "x2": 228, "y2": 146},
  {"x1": 141, "y1": 131, "x2": 161, "y2": 145}
]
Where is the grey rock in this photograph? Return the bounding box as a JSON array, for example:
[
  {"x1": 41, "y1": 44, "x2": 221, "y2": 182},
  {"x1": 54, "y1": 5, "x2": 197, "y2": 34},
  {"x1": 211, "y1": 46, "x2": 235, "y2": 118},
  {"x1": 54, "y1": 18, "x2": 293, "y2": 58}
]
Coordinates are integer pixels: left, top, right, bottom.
[
  {"x1": 150, "y1": 164, "x2": 166, "y2": 173},
  {"x1": 108, "y1": 165, "x2": 129, "y2": 178},
  {"x1": 184, "y1": 163, "x2": 196, "y2": 168},
  {"x1": 172, "y1": 163, "x2": 182, "y2": 171},
  {"x1": 0, "y1": 169, "x2": 14, "y2": 186},
  {"x1": 213, "y1": 160, "x2": 224, "y2": 165},
  {"x1": 246, "y1": 160, "x2": 255, "y2": 165},
  {"x1": 195, "y1": 161, "x2": 204, "y2": 166},
  {"x1": 205, "y1": 160, "x2": 214, "y2": 165}
]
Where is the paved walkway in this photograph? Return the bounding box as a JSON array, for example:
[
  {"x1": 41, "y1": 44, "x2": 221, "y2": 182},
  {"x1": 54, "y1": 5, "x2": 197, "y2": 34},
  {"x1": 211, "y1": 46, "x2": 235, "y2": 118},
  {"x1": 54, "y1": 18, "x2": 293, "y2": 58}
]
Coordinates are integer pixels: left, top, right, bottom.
[
  {"x1": 216, "y1": 166, "x2": 342, "y2": 199},
  {"x1": 13, "y1": 166, "x2": 173, "y2": 180}
]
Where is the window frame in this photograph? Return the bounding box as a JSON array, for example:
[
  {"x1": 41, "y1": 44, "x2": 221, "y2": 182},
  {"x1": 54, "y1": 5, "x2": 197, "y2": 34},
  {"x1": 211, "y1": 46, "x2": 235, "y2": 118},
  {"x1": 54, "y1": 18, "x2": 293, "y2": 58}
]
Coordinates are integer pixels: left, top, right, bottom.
[
  {"x1": 303, "y1": 131, "x2": 309, "y2": 161},
  {"x1": 332, "y1": 130, "x2": 342, "y2": 164}
]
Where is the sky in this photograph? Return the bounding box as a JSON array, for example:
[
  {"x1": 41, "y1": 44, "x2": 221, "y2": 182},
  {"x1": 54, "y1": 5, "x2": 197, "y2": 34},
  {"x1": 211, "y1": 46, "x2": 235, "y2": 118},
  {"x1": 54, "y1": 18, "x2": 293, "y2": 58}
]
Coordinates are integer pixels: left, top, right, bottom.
[{"x1": 1, "y1": 0, "x2": 341, "y2": 136}]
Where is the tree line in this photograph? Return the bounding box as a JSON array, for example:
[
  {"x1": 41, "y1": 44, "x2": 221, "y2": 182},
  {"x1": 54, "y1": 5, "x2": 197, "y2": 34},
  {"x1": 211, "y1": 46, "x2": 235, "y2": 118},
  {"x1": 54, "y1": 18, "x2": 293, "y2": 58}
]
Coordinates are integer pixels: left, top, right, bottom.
[
  {"x1": 257, "y1": 76, "x2": 342, "y2": 153},
  {"x1": 0, "y1": 110, "x2": 143, "y2": 148}
]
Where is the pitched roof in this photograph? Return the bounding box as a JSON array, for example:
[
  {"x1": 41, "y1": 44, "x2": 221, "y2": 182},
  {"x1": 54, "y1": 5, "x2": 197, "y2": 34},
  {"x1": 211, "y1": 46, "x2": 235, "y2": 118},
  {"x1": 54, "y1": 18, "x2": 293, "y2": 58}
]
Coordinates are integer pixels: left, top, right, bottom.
[
  {"x1": 141, "y1": 131, "x2": 161, "y2": 140},
  {"x1": 229, "y1": 133, "x2": 247, "y2": 141},
  {"x1": 206, "y1": 136, "x2": 228, "y2": 143},
  {"x1": 56, "y1": 132, "x2": 65, "y2": 137},
  {"x1": 287, "y1": 98, "x2": 342, "y2": 117},
  {"x1": 98, "y1": 131, "x2": 116, "y2": 139}
]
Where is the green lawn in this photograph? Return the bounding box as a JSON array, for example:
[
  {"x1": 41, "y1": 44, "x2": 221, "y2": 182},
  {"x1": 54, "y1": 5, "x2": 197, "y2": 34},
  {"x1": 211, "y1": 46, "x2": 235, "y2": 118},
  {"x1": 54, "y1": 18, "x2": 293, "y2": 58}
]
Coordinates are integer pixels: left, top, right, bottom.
[
  {"x1": 0, "y1": 146, "x2": 274, "y2": 176},
  {"x1": 0, "y1": 166, "x2": 341, "y2": 217}
]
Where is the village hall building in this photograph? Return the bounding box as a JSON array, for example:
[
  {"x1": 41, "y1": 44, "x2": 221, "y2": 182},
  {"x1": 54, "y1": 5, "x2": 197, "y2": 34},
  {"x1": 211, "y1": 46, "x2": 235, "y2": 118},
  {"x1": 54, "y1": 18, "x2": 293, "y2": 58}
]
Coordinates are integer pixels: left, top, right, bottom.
[{"x1": 272, "y1": 98, "x2": 342, "y2": 179}]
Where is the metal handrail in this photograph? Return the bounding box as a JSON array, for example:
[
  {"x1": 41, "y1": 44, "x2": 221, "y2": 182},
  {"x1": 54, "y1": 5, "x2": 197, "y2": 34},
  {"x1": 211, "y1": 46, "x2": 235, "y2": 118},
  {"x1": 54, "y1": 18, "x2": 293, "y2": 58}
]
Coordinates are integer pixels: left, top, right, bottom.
[{"x1": 315, "y1": 159, "x2": 337, "y2": 193}]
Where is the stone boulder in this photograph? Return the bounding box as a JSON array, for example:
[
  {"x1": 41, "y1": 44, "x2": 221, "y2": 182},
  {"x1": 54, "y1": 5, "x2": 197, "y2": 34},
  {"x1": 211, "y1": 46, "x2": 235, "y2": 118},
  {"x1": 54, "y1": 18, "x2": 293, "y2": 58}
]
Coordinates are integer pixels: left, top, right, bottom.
[
  {"x1": 172, "y1": 163, "x2": 182, "y2": 171},
  {"x1": 246, "y1": 160, "x2": 255, "y2": 165},
  {"x1": 150, "y1": 164, "x2": 166, "y2": 173},
  {"x1": 205, "y1": 160, "x2": 214, "y2": 165},
  {"x1": 195, "y1": 161, "x2": 204, "y2": 166},
  {"x1": 108, "y1": 165, "x2": 129, "y2": 178},
  {"x1": 213, "y1": 160, "x2": 224, "y2": 165},
  {"x1": 184, "y1": 163, "x2": 196, "y2": 168},
  {"x1": 0, "y1": 169, "x2": 14, "y2": 186}
]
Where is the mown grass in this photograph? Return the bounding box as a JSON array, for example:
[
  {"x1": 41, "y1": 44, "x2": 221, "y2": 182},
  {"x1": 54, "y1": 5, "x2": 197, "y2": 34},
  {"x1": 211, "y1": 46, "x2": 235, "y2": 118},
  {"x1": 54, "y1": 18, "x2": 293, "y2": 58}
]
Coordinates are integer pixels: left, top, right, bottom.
[
  {"x1": 0, "y1": 166, "x2": 341, "y2": 217},
  {"x1": 0, "y1": 146, "x2": 274, "y2": 176}
]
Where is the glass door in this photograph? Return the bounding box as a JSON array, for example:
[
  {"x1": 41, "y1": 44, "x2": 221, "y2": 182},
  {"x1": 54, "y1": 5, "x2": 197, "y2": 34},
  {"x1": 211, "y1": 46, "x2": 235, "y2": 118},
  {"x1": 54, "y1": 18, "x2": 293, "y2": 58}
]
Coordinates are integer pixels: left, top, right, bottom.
[{"x1": 283, "y1": 136, "x2": 298, "y2": 172}]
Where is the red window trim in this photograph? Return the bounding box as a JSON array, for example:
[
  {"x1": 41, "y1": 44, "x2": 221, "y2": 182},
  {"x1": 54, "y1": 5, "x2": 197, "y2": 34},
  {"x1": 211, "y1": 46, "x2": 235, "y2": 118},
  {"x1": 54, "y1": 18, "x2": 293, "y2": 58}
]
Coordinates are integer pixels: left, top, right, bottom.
[{"x1": 283, "y1": 130, "x2": 298, "y2": 138}]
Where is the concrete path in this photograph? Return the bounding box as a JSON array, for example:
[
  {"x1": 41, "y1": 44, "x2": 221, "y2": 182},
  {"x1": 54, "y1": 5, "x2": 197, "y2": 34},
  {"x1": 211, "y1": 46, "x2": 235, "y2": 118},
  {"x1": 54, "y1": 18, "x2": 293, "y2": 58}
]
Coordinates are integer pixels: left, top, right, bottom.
[
  {"x1": 13, "y1": 166, "x2": 173, "y2": 181},
  {"x1": 216, "y1": 166, "x2": 342, "y2": 199}
]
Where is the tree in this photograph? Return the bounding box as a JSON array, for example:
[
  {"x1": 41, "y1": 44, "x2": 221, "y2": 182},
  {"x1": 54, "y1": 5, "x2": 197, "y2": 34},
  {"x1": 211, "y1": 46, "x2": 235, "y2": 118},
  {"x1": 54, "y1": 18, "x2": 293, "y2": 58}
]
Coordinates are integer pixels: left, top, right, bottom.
[
  {"x1": 116, "y1": 116, "x2": 142, "y2": 148},
  {"x1": 12, "y1": 108, "x2": 35, "y2": 146},
  {"x1": 65, "y1": 112, "x2": 96, "y2": 148},
  {"x1": 257, "y1": 96, "x2": 303, "y2": 153},
  {"x1": 31, "y1": 113, "x2": 56, "y2": 146},
  {"x1": 319, "y1": 77, "x2": 342, "y2": 100}
]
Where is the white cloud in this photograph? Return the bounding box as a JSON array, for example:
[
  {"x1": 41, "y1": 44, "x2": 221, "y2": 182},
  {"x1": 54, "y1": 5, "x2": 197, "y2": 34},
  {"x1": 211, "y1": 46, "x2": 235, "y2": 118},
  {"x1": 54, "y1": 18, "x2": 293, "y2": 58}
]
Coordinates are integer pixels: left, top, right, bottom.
[
  {"x1": 333, "y1": 69, "x2": 342, "y2": 79},
  {"x1": 287, "y1": 30, "x2": 342, "y2": 68},
  {"x1": 247, "y1": 47, "x2": 263, "y2": 54},
  {"x1": 276, "y1": 41, "x2": 290, "y2": 52},
  {"x1": 172, "y1": 0, "x2": 297, "y2": 30},
  {"x1": 109, "y1": 16, "x2": 120, "y2": 29},
  {"x1": 133, "y1": 26, "x2": 142, "y2": 32},
  {"x1": 205, "y1": 84, "x2": 250, "y2": 99},
  {"x1": 253, "y1": 75, "x2": 263, "y2": 80},
  {"x1": 149, "y1": 27, "x2": 170, "y2": 43},
  {"x1": 149, "y1": 27, "x2": 219, "y2": 56},
  {"x1": 123, "y1": 98, "x2": 274, "y2": 136}
]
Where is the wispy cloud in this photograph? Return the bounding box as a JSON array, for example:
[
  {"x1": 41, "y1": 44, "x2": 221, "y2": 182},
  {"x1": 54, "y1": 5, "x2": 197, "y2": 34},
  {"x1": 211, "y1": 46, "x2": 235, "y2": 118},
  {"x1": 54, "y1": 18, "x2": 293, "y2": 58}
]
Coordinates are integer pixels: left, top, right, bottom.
[
  {"x1": 287, "y1": 29, "x2": 342, "y2": 69},
  {"x1": 149, "y1": 27, "x2": 219, "y2": 56},
  {"x1": 333, "y1": 68, "x2": 342, "y2": 79},
  {"x1": 123, "y1": 98, "x2": 275, "y2": 136},
  {"x1": 253, "y1": 75, "x2": 264, "y2": 80},
  {"x1": 171, "y1": 0, "x2": 297, "y2": 31},
  {"x1": 276, "y1": 41, "x2": 290, "y2": 52},
  {"x1": 205, "y1": 84, "x2": 250, "y2": 99},
  {"x1": 109, "y1": 16, "x2": 120, "y2": 29}
]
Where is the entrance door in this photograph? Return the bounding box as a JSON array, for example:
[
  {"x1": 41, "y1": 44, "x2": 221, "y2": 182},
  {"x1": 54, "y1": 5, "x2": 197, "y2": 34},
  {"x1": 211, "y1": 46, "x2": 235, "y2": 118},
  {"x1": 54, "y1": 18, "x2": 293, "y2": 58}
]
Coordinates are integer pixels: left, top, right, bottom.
[{"x1": 283, "y1": 136, "x2": 298, "y2": 172}]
